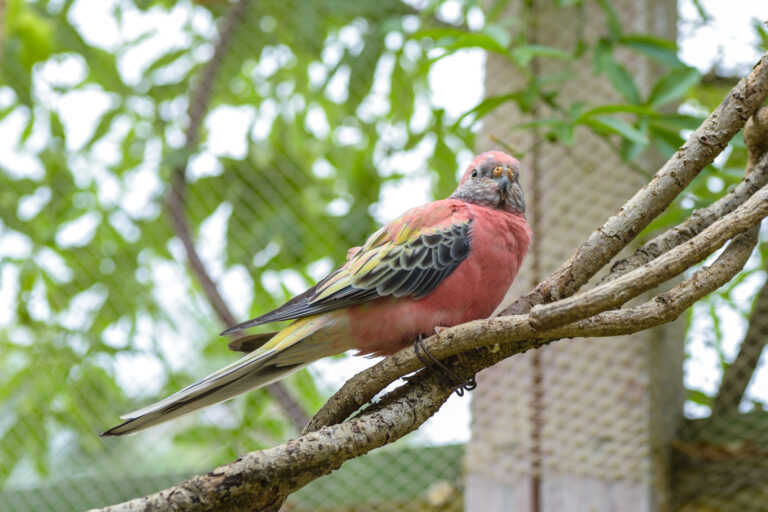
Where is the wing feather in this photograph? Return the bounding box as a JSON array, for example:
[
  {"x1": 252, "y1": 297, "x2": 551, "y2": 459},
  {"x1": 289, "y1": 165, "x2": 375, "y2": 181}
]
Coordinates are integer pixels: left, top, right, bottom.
[{"x1": 221, "y1": 206, "x2": 474, "y2": 335}]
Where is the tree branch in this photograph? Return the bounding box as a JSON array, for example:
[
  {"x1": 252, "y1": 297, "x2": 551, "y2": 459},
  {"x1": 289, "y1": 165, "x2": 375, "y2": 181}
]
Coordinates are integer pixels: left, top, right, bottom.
[
  {"x1": 165, "y1": 0, "x2": 309, "y2": 428},
  {"x1": 502, "y1": 55, "x2": 768, "y2": 316},
  {"x1": 604, "y1": 107, "x2": 768, "y2": 282},
  {"x1": 528, "y1": 183, "x2": 768, "y2": 329},
  {"x1": 91, "y1": 223, "x2": 759, "y2": 512},
  {"x1": 93, "y1": 53, "x2": 768, "y2": 511}
]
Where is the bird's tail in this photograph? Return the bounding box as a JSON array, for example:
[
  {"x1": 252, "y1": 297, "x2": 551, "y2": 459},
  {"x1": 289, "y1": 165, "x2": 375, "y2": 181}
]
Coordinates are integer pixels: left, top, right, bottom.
[{"x1": 101, "y1": 314, "x2": 349, "y2": 436}]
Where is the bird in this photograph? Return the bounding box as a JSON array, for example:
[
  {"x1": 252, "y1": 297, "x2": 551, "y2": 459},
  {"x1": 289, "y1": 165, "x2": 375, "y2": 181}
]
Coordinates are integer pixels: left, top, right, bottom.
[{"x1": 102, "y1": 151, "x2": 531, "y2": 436}]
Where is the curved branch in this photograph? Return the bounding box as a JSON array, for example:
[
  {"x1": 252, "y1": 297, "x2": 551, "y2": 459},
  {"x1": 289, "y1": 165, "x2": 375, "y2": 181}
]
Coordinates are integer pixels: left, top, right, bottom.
[
  {"x1": 94, "y1": 53, "x2": 768, "y2": 512},
  {"x1": 165, "y1": 0, "x2": 309, "y2": 428},
  {"x1": 604, "y1": 107, "x2": 768, "y2": 282},
  {"x1": 502, "y1": 55, "x2": 768, "y2": 315},
  {"x1": 529, "y1": 183, "x2": 768, "y2": 329},
  {"x1": 91, "y1": 221, "x2": 759, "y2": 512}
]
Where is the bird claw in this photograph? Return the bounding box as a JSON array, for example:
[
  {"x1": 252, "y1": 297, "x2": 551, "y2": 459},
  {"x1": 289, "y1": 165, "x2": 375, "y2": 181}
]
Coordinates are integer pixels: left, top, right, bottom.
[{"x1": 412, "y1": 334, "x2": 477, "y2": 397}]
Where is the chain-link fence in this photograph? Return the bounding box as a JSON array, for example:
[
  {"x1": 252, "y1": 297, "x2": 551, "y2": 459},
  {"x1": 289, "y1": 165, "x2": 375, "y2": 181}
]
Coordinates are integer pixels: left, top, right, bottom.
[
  {"x1": 1, "y1": 0, "x2": 474, "y2": 510},
  {"x1": 1, "y1": 0, "x2": 767, "y2": 511}
]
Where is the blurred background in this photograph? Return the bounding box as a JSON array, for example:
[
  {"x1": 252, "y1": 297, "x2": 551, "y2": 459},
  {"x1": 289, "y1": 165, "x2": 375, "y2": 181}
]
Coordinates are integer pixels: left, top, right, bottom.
[{"x1": 0, "y1": 0, "x2": 766, "y2": 510}]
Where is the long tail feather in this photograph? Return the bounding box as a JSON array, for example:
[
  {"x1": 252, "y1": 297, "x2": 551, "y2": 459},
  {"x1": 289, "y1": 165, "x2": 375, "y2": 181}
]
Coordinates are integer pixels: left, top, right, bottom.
[
  {"x1": 228, "y1": 331, "x2": 279, "y2": 353},
  {"x1": 102, "y1": 314, "x2": 349, "y2": 436}
]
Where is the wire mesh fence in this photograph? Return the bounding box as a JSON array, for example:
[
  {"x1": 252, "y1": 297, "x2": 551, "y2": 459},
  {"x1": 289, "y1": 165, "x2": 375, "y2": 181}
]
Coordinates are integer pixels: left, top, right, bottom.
[
  {"x1": 1, "y1": 0, "x2": 474, "y2": 510},
  {"x1": 1, "y1": 0, "x2": 767, "y2": 511}
]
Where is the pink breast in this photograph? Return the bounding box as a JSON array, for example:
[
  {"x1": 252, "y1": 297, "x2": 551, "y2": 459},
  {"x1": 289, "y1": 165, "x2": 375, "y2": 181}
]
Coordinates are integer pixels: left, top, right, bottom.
[{"x1": 348, "y1": 207, "x2": 531, "y2": 356}]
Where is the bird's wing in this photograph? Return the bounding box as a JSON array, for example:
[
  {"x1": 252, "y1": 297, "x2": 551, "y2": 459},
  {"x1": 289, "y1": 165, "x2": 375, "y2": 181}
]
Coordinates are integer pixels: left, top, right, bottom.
[{"x1": 221, "y1": 202, "x2": 473, "y2": 335}]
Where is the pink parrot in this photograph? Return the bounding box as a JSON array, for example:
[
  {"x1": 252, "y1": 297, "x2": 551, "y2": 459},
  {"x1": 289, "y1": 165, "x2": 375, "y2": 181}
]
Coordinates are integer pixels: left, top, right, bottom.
[{"x1": 102, "y1": 151, "x2": 531, "y2": 436}]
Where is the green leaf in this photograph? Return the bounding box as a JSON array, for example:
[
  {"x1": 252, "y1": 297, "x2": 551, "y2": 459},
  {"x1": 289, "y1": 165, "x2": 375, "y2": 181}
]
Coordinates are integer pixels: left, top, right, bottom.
[
  {"x1": 144, "y1": 48, "x2": 189, "y2": 75},
  {"x1": 457, "y1": 91, "x2": 535, "y2": 125},
  {"x1": 510, "y1": 44, "x2": 571, "y2": 67},
  {"x1": 688, "y1": 388, "x2": 713, "y2": 407},
  {"x1": 620, "y1": 34, "x2": 682, "y2": 68},
  {"x1": 581, "y1": 115, "x2": 648, "y2": 144},
  {"x1": 595, "y1": 0, "x2": 622, "y2": 40},
  {"x1": 756, "y1": 19, "x2": 768, "y2": 52},
  {"x1": 416, "y1": 28, "x2": 508, "y2": 54},
  {"x1": 593, "y1": 38, "x2": 613, "y2": 73},
  {"x1": 647, "y1": 67, "x2": 701, "y2": 107},
  {"x1": 604, "y1": 58, "x2": 641, "y2": 104},
  {"x1": 579, "y1": 104, "x2": 657, "y2": 117},
  {"x1": 445, "y1": 32, "x2": 509, "y2": 54},
  {"x1": 344, "y1": 28, "x2": 385, "y2": 110},
  {"x1": 83, "y1": 107, "x2": 121, "y2": 149}
]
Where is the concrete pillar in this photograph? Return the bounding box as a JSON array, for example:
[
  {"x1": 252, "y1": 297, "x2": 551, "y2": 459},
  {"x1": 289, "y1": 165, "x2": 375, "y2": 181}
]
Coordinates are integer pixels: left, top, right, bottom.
[{"x1": 465, "y1": 1, "x2": 682, "y2": 511}]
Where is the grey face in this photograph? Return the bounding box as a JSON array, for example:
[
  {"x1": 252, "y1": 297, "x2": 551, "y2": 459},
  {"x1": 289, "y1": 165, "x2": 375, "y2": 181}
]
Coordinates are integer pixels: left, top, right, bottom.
[{"x1": 451, "y1": 160, "x2": 526, "y2": 215}]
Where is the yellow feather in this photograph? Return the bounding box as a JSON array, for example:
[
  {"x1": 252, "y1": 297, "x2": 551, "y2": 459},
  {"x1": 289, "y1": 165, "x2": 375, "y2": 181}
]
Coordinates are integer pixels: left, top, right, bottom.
[
  {"x1": 313, "y1": 271, "x2": 352, "y2": 300},
  {"x1": 354, "y1": 245, "x2": 390, "y2": 276},
  {"x1": 260, "y1": 315, "x2": 331, "y2": 352},
  {"x1": 394, "y1": 222, "x2": 414, "y2": 244}
]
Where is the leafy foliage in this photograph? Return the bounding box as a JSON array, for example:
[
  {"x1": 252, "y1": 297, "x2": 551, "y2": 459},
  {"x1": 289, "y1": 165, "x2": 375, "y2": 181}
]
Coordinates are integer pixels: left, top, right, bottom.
[{"x1": 0, "y1": 0, "x2": 764, "y2": 507}]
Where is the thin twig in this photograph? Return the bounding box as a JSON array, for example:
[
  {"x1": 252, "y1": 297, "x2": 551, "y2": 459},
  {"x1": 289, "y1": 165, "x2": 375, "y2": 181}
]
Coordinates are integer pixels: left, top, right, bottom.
[{"x1": 165, "y1": 0, "x2": 309, "y2": 428}]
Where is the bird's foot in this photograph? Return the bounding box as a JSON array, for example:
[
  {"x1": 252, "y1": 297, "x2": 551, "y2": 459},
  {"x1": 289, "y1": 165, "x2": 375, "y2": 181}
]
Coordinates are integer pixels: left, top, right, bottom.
[{"x1": 413, "y1": 334, "x2": 477, "y2": 397}]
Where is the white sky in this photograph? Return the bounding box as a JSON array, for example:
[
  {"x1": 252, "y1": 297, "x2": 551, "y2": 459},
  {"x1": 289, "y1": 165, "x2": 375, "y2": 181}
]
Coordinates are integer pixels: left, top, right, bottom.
[{"x1": 2, "y1": 0, "x2": 767, "y2": 446}]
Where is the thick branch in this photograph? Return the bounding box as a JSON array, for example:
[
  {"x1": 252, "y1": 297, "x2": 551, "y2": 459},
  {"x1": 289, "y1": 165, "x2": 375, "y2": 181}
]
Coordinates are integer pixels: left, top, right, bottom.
[
  {"x1": 306, "y1": 224, "x2": 760, "y2": 432},
  {"x1": 95, "y1": 54, "x2": 768, "y2": 511},
  {"x1": 92, "y1": 222, "x2": 758, "y2": 512},
  {"x1": 604, "y1": 107, "x2": 768, "y2": 282},
  {"x1": 164, "y1": 0, "x2": 309, "y2": 428},
  {"x1": 502, "y1": 55, "x2": 768, "y2": 316},
  {"x1": 529, "y1": 184, "x2": 768, "y2": 329}
]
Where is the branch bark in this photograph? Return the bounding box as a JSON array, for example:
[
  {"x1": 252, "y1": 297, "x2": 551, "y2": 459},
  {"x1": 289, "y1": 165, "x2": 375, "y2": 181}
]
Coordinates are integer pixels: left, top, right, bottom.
[
  {"x1": 709, "y1": 106, "x2": 768, "y2": 416},
  {"x1": 529, "y1": 184, "x2": 768, "y2": 329},
  {"x1": 165, "y1": 0, "x2": 309, "y2": 428},
  {"x1": 91, "y1": 224, "x2": 759, "y2": 512},
  {"x1": 93, "y1": 54, "x2": 768, "y2": 511},
  {"x1": 501, "y1": 55, "x2": 768, "y2": 315}
]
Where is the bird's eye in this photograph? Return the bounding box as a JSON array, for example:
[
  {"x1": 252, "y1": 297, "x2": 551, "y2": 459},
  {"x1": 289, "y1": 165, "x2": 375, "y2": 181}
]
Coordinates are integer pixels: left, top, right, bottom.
[{"x1": 471, "y1": 169, "x2": 478, "y2": 178}]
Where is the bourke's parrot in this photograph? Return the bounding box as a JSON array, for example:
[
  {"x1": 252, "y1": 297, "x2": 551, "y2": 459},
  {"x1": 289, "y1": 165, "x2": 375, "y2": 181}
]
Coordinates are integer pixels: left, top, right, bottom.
[{"x1": 102, "y1": 151, "x2": 531, "y2": 436}]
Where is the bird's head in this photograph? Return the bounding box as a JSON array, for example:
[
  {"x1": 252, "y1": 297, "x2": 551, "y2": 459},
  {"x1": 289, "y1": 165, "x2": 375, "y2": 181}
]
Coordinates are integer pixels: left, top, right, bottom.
[{"x1": 451, "y1": 151, "x2": 525, "y2": 215}]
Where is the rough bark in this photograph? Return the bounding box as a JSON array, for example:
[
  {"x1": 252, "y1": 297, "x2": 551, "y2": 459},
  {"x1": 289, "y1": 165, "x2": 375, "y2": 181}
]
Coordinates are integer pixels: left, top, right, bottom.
[
  {"x1": 91, "y1": 54, "x2": 768, "y2": 512},
  {"x1": 501, "y1": 55, "x2": 768, "y2": 316},
  {"x1": 709, "y1": 107, "x2": 768, "y2": 416}
]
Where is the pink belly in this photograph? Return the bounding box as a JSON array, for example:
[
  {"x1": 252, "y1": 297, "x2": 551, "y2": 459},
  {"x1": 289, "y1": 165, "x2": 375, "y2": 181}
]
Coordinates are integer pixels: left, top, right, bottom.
[
  {"x1": 347, "y1": 208, "x2": 530, "y2": 356},
  {"x1": 347, "y1": 256, "x2": 518, "y2": 356}
]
